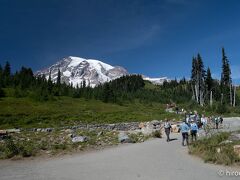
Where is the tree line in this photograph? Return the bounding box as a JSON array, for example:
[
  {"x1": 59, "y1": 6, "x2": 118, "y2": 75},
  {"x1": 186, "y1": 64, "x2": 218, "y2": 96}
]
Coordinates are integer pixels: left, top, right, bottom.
[
  {"x1": 0, "y1": 61, "x2": 192, "y2": 104},
  {"x1": 0, "y1": 48, "x2": 238, "y2": 108},
  {"x1": 0, "y1": 63, "x2": 147, "y2": 103}
]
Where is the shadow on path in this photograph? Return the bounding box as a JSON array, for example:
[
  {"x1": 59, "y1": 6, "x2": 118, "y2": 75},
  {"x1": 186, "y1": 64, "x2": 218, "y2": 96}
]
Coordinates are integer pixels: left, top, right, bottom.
[{"x1": 169, "y1": 138, "x2": 178, "y2": 141}]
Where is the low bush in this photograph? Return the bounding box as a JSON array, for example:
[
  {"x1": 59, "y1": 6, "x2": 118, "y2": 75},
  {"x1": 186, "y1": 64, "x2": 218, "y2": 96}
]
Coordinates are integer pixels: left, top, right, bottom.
[
  {"x1": 189, "y1": 132, "x2": 240, "y2": 165},
  {"x1": 152, "y1": 130, "x2": 162, "y2": 138},
  {"x1": 128, "y1": 132, "x2": 147, "y2": 143}
]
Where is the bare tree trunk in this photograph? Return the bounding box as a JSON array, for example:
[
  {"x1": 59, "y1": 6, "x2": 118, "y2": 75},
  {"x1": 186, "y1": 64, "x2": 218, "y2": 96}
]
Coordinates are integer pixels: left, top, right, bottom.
[
  {"x1": 200, "y1": 90, "x2": 204, "y2": 106},
  {"x1": 233, "y1": 86, "x2": 236, "y2": 107},
  {"x1": 191, "y1": 85, "x2": 195, "y2": 100},
  {"x1": 230, "y1": 84, "x2": 232, "y2": 106},
  {"x1": 221, "y1": 93, "x2": 223, "y2": 105},
  {"x1": 195, "y1": 84, "x2": 199, "y2": 103},
  {"x1": 210, "y1": 91, "x2": 213, "y2": 107}
]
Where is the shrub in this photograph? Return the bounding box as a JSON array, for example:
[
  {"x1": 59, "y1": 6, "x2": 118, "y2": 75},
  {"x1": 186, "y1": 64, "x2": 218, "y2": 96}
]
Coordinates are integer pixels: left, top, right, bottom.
[
  {"x1": 128, "y1": 133, "x2": 146, "y2": 143},
  {"x1": 152, "y1": 130, "x2": 162, "y2": 138},
  {"x1": 0, "y1": 87, "x2": 5, "y2": 98},
  {"x1": 53, "y1": 144, "x2": 67, "y2": 150},
  {"x1": 189, "y1": 132, "x2": 240, "y2": 165},
  {"x1": 20, "y1": 143, "x2": 35, "y2": 157},
  {"x1": 4, "y1": 139, "x2": 20, "y2": 158},
  {"x1": 216, "y1": 103, "x2": 228, "y2": 114}
]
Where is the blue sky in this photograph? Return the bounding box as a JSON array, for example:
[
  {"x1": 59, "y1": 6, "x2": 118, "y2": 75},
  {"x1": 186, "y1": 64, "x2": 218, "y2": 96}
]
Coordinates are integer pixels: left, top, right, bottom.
[{"x1": 0, "y1": 0, "x2": 240, "y2": 83}]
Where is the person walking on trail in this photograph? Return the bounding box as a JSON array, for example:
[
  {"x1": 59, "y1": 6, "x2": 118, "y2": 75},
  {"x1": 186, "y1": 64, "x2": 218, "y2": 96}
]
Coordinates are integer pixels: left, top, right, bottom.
[
  {"x1": 180, "y1": 120, "x2": 190, "y2": 146},
  {"x1": 164, "y1": 119, "x2": 172, "y2": 142},
  {"x1": 215, "y1": 117, "x2": 220, "y2": 129},
  {"x1": 219, "y1": 116, "x2": 223, "y2": 124},
  {"x1": 190, "y1": 120, "x2": 198, "y2": 142},
  {"x1": 201, "y1": 115, "x2": 207, "y2": 129}
]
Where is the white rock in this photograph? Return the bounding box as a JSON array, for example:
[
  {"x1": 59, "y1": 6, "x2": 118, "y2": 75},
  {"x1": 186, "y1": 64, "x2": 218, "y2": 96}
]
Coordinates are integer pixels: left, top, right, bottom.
[
  {"x1": 118, "y1": 132, "x2": 130, "y2": 143},
  {"x1": 72, "y1": 136, "x2": 88, "y2": 143}
]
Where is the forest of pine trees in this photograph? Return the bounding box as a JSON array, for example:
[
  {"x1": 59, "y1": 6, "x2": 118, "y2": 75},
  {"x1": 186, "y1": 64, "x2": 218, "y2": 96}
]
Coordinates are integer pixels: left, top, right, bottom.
[
  {"x1": 0, "y1": 61, "x2": 192, "y2": 104},
  {"x1": 0, "y1": 48, "x2": 239, "y2": 108}
]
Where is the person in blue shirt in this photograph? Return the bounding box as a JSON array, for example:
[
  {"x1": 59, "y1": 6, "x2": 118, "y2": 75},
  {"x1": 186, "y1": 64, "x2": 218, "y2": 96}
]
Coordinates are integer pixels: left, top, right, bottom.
[
  {"x1": 190, "y1": 120, "x2": 198, "y2": 142},
  {"x1": 180, "y1": 120, "x2": 190, "y2": 146}
]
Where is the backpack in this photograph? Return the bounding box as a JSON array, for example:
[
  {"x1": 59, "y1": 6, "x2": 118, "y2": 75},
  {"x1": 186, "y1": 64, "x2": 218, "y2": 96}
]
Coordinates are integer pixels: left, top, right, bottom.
[{"x1": 164, "y1": 122, "x2": 171, "y2": 129}]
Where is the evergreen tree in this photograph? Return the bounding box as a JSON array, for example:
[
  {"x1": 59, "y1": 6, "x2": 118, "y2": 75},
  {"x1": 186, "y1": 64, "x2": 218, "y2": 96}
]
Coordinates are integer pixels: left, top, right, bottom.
[
  {"x1": 48, "y1": 70, "x2": 52, "y2": 83},
  {"x1": 0, "y1": 86, "x2": 4, "y2": 97},
  {"x1": 47, "y1": 70, "x2": 53, "y2": 94},
  {"x1": 191, "y1": 54, "x2": 206, "y2": 105},
  {"x1": 221, "y1": 48, "x2": 231, "y2": 86},
  {"x1": 57, "y1": 69, "x2": 61, "y2": 86},
  {"x1": 0, "y1": 66, "x2": 4, "y2": 97},
  {"x1": 191, "y1": 57, "x2": 197, "y2": 83},
  {"x1": 102, "y1": 83, "x2": 115, "y2": 103},
  {"x1": 3, "y1": 61, "x2": 11, "y2": 77},
  {"x1": 220, "y1": 48, "x2": 232, "y2": 105},
  {"x1": 3, "y1": 61, "x2": 11, "y2": 86},
  {"x1": 205, "y1": 67, "x2": 213, "y2": 103},
  {"x1": 0, "y1": 64, "x2": 3, "y2": 87},
  {"x1": 205, "y1": 67, "x2": 213, "y2": 92},
  {"x1": 82, "y1": 80, "x2": 86, "y2": 88},
  {"x1": 54, "y1": 69, "x2": 62, "y2": 96}
]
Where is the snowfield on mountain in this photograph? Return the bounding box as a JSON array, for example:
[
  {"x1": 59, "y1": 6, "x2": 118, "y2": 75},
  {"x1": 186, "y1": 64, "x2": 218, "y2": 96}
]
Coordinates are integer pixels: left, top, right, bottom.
[
  {"x1": 35, "y1": 56, "x2": 128, "y2": 87},
  {"x1": 35, "y1": 56, "x2": 170, "y2": 87}
]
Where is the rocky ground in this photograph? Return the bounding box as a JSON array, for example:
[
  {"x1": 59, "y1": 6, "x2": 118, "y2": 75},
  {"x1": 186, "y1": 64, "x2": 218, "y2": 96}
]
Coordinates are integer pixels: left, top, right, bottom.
[
  {"x1": 1, "y1": 131, "x2": 240, "y2": 180},
  {"x1": 0, "y1": 120, "x2": 163, "y2": 159}
]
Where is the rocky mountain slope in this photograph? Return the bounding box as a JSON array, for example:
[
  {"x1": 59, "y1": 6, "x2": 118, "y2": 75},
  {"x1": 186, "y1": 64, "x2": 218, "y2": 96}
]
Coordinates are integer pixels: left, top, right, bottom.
[
  {"x1": 35, "y1": 56, "x2": 128, "y2": 87},
  {"x1": 35, "y1": 56, "x2": 169, "y2": 87}
]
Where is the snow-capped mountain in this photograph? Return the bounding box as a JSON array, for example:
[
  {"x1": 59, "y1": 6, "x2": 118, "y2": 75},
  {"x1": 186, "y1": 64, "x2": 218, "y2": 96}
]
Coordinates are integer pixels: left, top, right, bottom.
[
  {"x1": 35, "y1": 56, "x2": 128, "y2": 87},
  {"x1": 143, "y1": 76, "x2": 170, "y2": 85}
]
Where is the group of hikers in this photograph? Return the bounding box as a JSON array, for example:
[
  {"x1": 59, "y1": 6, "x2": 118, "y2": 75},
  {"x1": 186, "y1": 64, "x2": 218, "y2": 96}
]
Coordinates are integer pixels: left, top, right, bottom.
[{"x1": 163, "y1": 112, "x2": 223, "y2": 146}]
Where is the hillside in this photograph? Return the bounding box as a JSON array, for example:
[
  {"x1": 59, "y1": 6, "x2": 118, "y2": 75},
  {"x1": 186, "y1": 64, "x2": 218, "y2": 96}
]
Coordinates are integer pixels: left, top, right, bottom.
[
  {"x1": 0, "y1": 95, "x2": 181, "y2": 129},
  {"x1": 0, "y1": 60, "x2": 240, "y2": 129}
]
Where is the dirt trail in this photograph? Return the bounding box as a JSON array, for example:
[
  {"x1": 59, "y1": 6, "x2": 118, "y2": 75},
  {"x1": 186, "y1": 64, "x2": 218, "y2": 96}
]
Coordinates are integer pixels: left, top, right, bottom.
[{"x1": 0, "y1": 118, "x2": 240, "y2": 180}]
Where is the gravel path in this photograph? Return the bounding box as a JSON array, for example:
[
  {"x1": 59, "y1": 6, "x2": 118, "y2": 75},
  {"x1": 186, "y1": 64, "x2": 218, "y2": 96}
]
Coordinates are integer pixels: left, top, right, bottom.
[{"x1": 0, "y1": 118, "x2": 240, "y2": 180}]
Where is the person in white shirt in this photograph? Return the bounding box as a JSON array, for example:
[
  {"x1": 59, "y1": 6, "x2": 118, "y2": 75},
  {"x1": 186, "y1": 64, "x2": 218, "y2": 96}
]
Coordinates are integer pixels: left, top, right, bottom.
[
  {"x1": 201, "y1": 115, "x2": 207, "y2": 129},
  {"x1": 163, "y1": 119, "x2": 172, "y2": 142}
]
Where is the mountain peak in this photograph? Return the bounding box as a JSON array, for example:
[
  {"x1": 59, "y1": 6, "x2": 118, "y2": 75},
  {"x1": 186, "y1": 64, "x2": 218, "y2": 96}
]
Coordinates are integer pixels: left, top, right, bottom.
[{"x1": 35, "y1": 56, "x2": 128, "y2": 87}]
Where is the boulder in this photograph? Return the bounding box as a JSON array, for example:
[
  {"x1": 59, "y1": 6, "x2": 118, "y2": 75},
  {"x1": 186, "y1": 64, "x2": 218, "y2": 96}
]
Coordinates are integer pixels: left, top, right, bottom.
[
  {"x1": 234, "y1": 145, "x2": 240, "y2": 157},
  {"x1": 141, "y1": 127, "x2": 154, "y2": 135},
  {"x1": 72, "y1": 136, "x2": 88, "y2": 143},
  {"x1": 118, "y1": 132, "x2": 130, "y2": 143},
  {"x1": 65, "y1": 129, "x2": 73, "y2": 133},
  {"x1": 151, "y1": 120, "x2": 161, "y2": 126},
  {"x1": 139, "y1": 122, "x2": 145, "y2": 129},
  {"x1": 0, "y1": 130, "x2": 7, "y2": 135},
  {"x1": 171, "y1": 124, "x2": 179, "y2": 133}
]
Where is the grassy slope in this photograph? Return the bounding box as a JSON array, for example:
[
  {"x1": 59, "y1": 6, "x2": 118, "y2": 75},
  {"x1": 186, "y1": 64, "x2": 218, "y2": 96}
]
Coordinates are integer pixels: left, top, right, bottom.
[
  {"x1": 0, "y1": 96, "x2": 181, "y2": 129},
  {"x1": 1, "y1": 84, "x2": 238, "y2": 129}
]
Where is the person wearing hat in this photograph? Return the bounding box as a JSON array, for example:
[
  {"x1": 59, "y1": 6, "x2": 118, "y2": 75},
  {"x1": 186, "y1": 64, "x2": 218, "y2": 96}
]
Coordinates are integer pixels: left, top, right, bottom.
[{"x1": 190, "y1": 119, "x2": 198, "y2": 142}]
